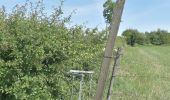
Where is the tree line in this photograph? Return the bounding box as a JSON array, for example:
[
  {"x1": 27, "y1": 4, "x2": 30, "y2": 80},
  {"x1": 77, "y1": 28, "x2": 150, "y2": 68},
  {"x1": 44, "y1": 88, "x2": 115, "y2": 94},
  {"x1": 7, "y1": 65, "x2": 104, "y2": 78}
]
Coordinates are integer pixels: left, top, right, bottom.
[{"x1": 122, "y1": 29, "x2": 170, "y2": 46}]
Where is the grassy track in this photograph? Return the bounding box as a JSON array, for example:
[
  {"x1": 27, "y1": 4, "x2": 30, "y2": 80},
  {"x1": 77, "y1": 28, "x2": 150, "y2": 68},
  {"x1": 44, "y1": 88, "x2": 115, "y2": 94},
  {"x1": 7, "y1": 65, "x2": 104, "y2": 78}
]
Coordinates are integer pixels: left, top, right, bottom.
[{"x1": 112, "y1": 46, "x2": 170, "y2": 100}]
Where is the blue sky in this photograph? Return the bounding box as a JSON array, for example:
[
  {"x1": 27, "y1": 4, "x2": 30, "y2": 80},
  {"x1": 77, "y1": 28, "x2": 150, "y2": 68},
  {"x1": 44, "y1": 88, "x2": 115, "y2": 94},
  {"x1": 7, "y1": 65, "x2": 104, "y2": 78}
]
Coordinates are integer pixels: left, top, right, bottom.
[{"x1": 1, "y1": 0, "x2": 170, "y2": 35}]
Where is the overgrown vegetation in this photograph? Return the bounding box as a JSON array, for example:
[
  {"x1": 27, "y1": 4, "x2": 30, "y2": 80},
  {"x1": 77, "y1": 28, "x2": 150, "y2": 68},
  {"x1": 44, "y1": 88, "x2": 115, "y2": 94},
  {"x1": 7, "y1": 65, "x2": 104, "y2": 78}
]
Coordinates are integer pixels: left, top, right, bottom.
[{"x1": 0, "y1": 1, "x2": 107, "y2": 99}]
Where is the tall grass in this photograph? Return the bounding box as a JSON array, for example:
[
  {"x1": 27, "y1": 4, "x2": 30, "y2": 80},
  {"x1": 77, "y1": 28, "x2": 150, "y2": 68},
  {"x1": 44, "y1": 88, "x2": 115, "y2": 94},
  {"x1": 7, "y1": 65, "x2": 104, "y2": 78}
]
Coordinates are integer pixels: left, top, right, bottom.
[{"x1": 111, "y1": 45, "x2": 170, "y2": 100}]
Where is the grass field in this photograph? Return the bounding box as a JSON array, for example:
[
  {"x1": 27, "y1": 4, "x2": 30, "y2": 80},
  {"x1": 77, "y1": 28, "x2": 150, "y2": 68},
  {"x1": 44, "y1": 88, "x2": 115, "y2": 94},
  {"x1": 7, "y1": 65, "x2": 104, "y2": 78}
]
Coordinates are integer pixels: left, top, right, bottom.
[{"x1": 111, "y1": 45, "x2": 170, "y2": 100}]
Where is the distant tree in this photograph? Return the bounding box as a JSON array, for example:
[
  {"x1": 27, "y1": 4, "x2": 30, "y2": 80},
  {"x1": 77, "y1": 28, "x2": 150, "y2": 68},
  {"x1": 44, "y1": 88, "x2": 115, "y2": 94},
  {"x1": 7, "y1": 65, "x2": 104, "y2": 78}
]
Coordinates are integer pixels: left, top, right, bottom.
[
  {"x1": 148, "y1": 29, "x2": 170, "y2": 45},
  {"x1": 122, "y1": 29, "x2": 170, "y2": 46},
  {"x1": 136, "y1": 32, "x2": 146, "y2": 45},
  {"x1": 158, "y1": 29, "x2": 170, "y2": 44},
  {"x1": 145, "y1": 32, "x2": 151, "y2": 44},
  {"x1": 122, "y1": 29, "x2": 139, "y2": 46}
]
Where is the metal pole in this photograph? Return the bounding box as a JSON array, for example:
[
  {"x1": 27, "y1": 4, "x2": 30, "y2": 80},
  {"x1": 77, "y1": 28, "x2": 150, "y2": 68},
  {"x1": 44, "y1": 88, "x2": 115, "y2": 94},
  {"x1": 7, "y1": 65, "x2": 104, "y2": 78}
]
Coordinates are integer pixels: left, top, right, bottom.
[
  {"x1": 89, "y1": 74, "x2": 93, "y2": 99},
  {"x1": 71, "y1": 75, "x2": 75, "y2": 100},
  {"x1": 78, "y1": 74, "x2": 84, "y2": 100}
]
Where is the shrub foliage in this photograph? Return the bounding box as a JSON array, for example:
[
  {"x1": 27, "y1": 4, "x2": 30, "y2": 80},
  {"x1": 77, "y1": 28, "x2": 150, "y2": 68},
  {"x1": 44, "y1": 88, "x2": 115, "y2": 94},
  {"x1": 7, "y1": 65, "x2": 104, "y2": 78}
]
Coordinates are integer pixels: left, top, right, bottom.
[{"x1": 0, "y1": 1, "x2": 106, "y2": 99}]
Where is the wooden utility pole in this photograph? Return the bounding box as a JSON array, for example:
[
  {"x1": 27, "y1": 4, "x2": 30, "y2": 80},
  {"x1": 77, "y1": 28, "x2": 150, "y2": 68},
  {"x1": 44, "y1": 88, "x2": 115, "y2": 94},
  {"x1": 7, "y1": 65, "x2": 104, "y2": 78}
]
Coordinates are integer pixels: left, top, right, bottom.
[
  {"x1": 107, "y1": 48, "x2": 123, "y2": 100},
  {"x1": 94, "y1": 0, "x2": 125, "y2": 100}
]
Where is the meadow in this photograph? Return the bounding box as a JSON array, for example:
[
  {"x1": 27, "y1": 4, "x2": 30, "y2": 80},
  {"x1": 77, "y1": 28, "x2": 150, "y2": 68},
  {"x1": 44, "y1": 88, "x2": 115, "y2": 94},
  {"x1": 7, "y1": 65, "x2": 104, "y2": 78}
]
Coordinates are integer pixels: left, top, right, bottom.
[{"x1": 111, "y1": 45, "x2": 170, "y2": 100}]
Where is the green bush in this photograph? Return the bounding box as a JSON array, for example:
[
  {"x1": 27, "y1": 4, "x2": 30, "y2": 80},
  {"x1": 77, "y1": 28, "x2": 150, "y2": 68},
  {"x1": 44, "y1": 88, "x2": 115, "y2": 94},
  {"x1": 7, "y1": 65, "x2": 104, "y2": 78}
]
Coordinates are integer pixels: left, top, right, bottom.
[{"x1": 0, "y1": 1, "x2": 105, "y2": 99}]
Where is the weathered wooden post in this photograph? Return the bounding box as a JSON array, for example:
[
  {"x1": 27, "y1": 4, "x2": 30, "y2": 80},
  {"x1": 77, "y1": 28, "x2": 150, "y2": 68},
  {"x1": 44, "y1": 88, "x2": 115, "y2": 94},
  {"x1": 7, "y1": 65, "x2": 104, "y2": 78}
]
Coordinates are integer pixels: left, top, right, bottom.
[
  {"x1": 94, "y1": 0, "x2": 125, "y2": 100},
  {"x1": 107, "y1": 48, "x2": 124, "y2": 100}
]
